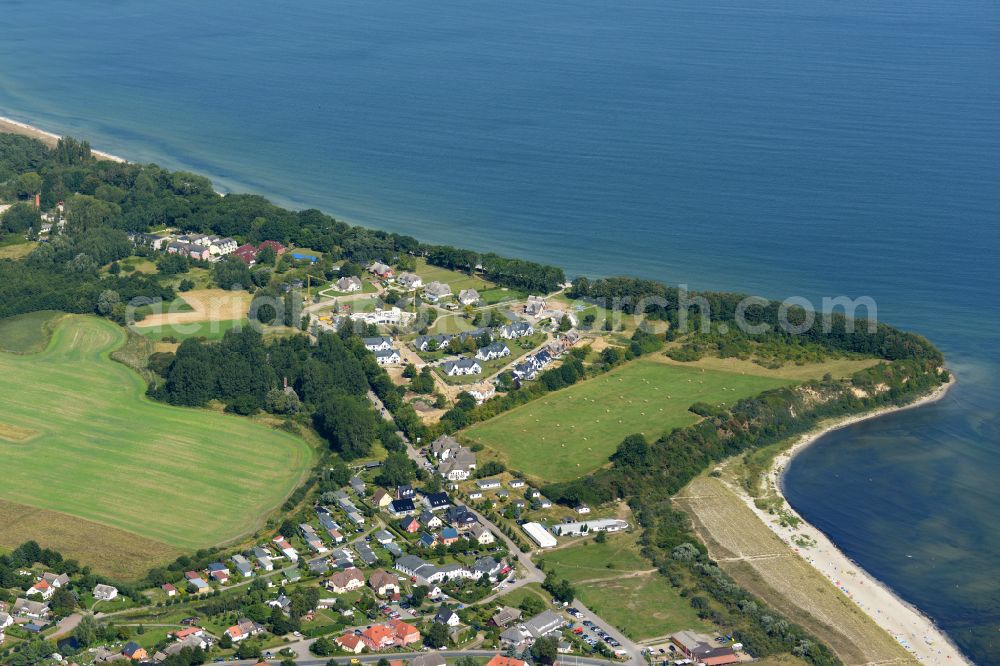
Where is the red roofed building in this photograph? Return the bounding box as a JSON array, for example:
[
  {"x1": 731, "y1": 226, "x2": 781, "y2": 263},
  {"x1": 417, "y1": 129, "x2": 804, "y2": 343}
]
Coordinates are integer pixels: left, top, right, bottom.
[
  {"x1": 361, "y1": 620, "x2": 421, "y2": 651},
  {"x1": 162, "y1": 583, "x2": 177, "y2": 597},
  {"x1": 486, "y1": 655, "x2": 526, "y2": 666},
  {"x1": 172, "y1": 627, "x2": 204, "y2": 640},
  {"x1": 233, "y1": 244, "x2": 258, "y2": 264},
  {"x1": 258, "y1": 240, "x2": 287, "y2": 255},
  {"x1": 336, "y1": 633, "x2": 365, "y2": 654}
]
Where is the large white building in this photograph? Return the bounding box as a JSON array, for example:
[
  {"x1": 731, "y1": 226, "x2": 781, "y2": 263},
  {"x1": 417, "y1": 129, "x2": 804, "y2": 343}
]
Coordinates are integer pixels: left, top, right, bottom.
[
  {"x1": 551, "y1": 519, "x2": 629, "y2": 537},
  {"x1": 522, "y1": 522, "x2": 557, "y2": 549}
]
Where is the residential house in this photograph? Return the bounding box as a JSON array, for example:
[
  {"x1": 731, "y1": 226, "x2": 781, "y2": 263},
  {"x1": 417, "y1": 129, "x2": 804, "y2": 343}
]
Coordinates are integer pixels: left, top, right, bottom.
[
  {"x1": 440, "y1": 527, "x2": 460, "y2": 545},
  {"x1": 445, "y1": 505, "x2": 478, "y2": 528},
  {"x1": 458, "y1": 288, "x2": 480, "y2": 305},
  {"x1": 476, "y1": 478, "x2": 502, "y2": 490},
  {"x1": 335, "y1": 633, "x2": 365, "y2": 654},
  {"x1": 411, "y1": 653, "x2": 447, "y2": 666},
  {"x1": 349, "y1": 476, "x2": 366, "y2": 495},
  {"x1": 355, "y1": 543, "x2": 378, "y2": 566},
  {"x1": 369, "y1": 569, "x2": 400, "y2": 597},
  {"x1": 27, "y1": 579, "x2": 54, "y2": 600},
  {"x1": 500, "y1": 610, "x2": 564, "y2": 648},
  {"x1": 423, "y1": 281, "x2": 453, "y2": 303},
  {"x1": 231, "y1": 554, "x2": 254, "y2": 577},
  {"x1": 498, "y1": 321, "x2": 534, "y2": 339},
  {"x1": 361, "y1": 620, "x2": 420, "y2": 651},
  {"x1": 161, "y1": 583, "x2": 177, "y2": 597},
  {"x1": 233, "y1": 243, "x2": 258, "y2": 264},
  {"x1": 374, "y1": 348, "x2": 402, "y2": 365},
  {"x1": 435, "y1": 606, "x2": 461, "y2": 627},
  {"x1": 12, "y1": 598, "x2": 49, "y2": 620},
  {"x1": 335, "y1": 275, "x2": 363, "y2": 292},
  {"x1": 209, "y1": 237, "x2": 238, "y2": 256},
  {"x1": 490, "y1": 606, "x2": 522, "y2": 628},
  {"x1": 258, "y1": 240, "x2": 286, "y2": 256},
  {"x1": 419, "y1": 510, "x2": 443, "y2": 530},
  {"x1": 509, "y1": 479, "x2": 526, "y2": 489},
  {"x1": 363, "y1": 336, "x2": 394, "y2": 352},
  {"x1": 391, "y1": 498, "x2": 416, "y2": 516},
  {"x1": 396, "y1": 484, "x2": 416, "y2": 500},
  {"x1": 467, "y1": 383, "x2": 496, "y2": 404},
  {"x1": 397, "y1": 272, "x2": 423, "y2": 290},
  {"x1": 372, "y1": 488, "x2": 394, "y2": 509},
  {"x1": 225, "y1": 618, "x2": 264, "y2": 643},
  {"x1": 399, "y1": 516, "x2": 420, "y2": 533},
  {"x1": 469, "y1": 523, "x2": 495, "y2": 546},
  {"x1": 41, "y1": 572, "x2": 70, "y2": 589},
  {"x1": 368, "y1": 261, "x2": 395, "y2": 279},
  {"x1": 475, "y1": 342, "x2": 510, "y2": 361},
  {"x1": 418, "y1": 533, "x2": 438, "y2": 549},
  {"x1": 525, "y1": 296, "x2": 546, "y2": 315},
  {"x1": 424, "y1": 491, "x2": 451, "y2": 511},
  {"x1": 207, "y1": 562, "x2": 231, "y2": 582},
  {"x1": 487, "y1": 655, "x2": 527, "y2": 666},
  {"x1": 187, "y1": 577, "x2": 210, "y2": 594},
  {"x1": 93, "y1": 584, "x2": 119, "y2": 601},
  {"x1": 442, "y1": 358, "x2": 482, "y2": 376},
  {"x1": 326, "y1": 567, "x2": 366, "y2": 593},
  {"x1": 121, "y1": 641, "x2": 147, "y2": 661},
  {"x1": 472, "y1": 556, "x2": 504, "y2": 580},
  {"x1": 373, "y1": 529, "x2": 395, "y2": 545},
  {"x1": 574, "y1": 504, "x2": 591, "y2": 515}
]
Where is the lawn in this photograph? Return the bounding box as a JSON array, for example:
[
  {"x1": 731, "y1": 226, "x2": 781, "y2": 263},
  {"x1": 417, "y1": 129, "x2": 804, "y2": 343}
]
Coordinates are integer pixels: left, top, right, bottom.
[
  {"x1": 538, "y1": 531, "x2": 651, "y2": 584},
  {"x1": 0, "y1": 310, "x2": 63, "y2": 353},
  {"x1": 414, "y1": 258, "x2": 495, "y2": 294},
  {"x1": 576, "y1": 574, "x2": 713, "y2": 640},
  {"x1": 463, "y1": 357, "x2": 792, "y2": 483},
  {"x1": 0, "y1": 239, "x2": 37, "y2": 260},
  {"x1": 136, "y1": 317, "x2": 248, "y2": 341},
  {"x1": 539, "y1": 532, "x2": 712, "y2": 640},
  {"x1": 0, "y1": 316, "x2": 314, "y2": 559}
]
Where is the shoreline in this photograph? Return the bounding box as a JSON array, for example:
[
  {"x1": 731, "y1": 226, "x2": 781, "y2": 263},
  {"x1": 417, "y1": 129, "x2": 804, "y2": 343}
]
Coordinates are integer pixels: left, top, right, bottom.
[
  {"x1": 742, "y1": 375, "x2": 969, "y2": 665},
  {"x1": 0, "y1": 115, "x2": 127, "y2": 163}
]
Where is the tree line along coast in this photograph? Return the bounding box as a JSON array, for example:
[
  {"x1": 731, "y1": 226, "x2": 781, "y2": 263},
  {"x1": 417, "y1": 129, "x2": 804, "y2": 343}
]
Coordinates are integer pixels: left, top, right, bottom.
[{"x1": 0, "y1": 131, "x2": 952, "y2": 666}]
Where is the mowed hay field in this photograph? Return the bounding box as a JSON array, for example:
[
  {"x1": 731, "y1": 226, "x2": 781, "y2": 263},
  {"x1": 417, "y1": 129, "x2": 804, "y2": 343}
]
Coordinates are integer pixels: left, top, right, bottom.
[
  {"x1": 674, "y1": 477, "x2": 915, "y2": 665},
  {"x1": 463, "y1": 357, "x2": 792, "y2": 483},
  {"x1": 0, "y1": 316, "x2": 313, "y2": 560},
  {"x1": 133, "y1": 288, "x2": 251, "y2": 340},
  {"x1": 539, "y1": 531, "x2": 711, "y2": 640},
  {"x1": 0, "y1": 310, "x2": 64, "y2": 353}
]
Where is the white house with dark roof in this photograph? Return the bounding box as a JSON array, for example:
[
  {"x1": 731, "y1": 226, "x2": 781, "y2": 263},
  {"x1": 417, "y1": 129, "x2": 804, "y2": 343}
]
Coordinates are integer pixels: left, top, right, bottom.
[
  {"x1": 441, "y1": 358, "x2": 482, "y2": 376},
  {"x1": 374, "y1": 348, "x2": 402, "y2": 365},
  {"x1": 397, "y1": 272, "x2": 423, "y2": 290},
  {"x1": 364, "y1": 336, "x2": 394, "y2": 352},
  {"x1": 475, "y1": 342, "x2": 510, "y2": 361},
  {"x1": 498, "y1": 321, "x2": 534, "y2": 339}
]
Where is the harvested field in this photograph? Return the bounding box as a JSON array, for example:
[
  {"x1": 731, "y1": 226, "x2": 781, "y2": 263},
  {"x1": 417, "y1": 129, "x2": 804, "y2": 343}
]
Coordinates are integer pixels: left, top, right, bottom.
[{"x1": 674, "y1": 476, "x2": 916, "y2": 665}]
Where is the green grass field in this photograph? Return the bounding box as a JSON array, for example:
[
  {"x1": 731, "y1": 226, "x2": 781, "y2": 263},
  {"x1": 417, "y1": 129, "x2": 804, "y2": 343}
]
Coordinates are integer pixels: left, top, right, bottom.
[
  {"x1": 463, "y1": 357, "x2": 792, "y2": 483},
  {"x1": 0, "y1": 316, "x2": 313, "y2": 554},
  {"x1": 539, "y1": 531, "x2": 712, "y2": 640},
  {"x1": 414, "y1": 258, "x2": 495, "y2": 294},
  {"x1": 136, "y1": 318, "x2": 247, "y2": 341},
  {"x1": 0, "y1": 310, "x2": 63, "y2": 353}
]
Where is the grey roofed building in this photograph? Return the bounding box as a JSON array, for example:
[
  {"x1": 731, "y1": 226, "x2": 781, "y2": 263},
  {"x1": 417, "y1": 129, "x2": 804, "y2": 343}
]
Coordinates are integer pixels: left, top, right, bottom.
[
  {"x1": 335, "y1": 275, "x2": 363, "y2": 292},
  {"x1": 12, "y1": 598, "x2": 49, "y2": 618},
  {"x1": 349, "y1": 476, "x2": 366, "y2": 494},
  {"x1": 524, "y1": 609, "x2": 565, "y2": 638},
  {"x1": 491, "y1": 606, "x2": 522, "y2": 627},
  {"x1": 458, "y1": 288, "x2": 480, "y2": 305},
  {"x1": 385, "y1": 542, "x2": 403, "y2": 557},
  {"x1": 355, "y1": 543, "x2": 378, "y2": 566},
  {"x1": 362, "y1": 336, "x2": 393, "y2": 351},
  {"x1": 441, "y1": 358, "x2": 482, "y2": 376},
  {"x1": 472, "y1": 556, "x2": 503, "y2": 578},
  {"x1": 410, "y1": 653, "x2": 447, "y2": 666},
  {"x1": 423, "y1": 281, "x2": 453, "y2": 301}
]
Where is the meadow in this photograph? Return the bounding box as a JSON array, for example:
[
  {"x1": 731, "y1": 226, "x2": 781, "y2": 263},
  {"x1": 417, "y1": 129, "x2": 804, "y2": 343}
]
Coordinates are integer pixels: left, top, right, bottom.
[
  {"x1": 0, "y1": 315, "x2": 313, "y2": 566},
  {"x1": 463, "y1": 357, "x2": 792, "y2": 483},
  {"x1": 539, "y1": 531, "x2": 712, "y2": 640},
  {"x1": 0, "y1": 310, "x2": 63, "y2": 353}
]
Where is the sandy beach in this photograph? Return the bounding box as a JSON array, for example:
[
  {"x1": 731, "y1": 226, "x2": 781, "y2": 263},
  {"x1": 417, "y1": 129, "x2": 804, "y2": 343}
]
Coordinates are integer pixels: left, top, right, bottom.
[
  {"x1": 0, "y1": 115, "x2": 126, "y2": 163},
  {"x1": 740, "y1": 375, "x2": 970, "y2": 665}
]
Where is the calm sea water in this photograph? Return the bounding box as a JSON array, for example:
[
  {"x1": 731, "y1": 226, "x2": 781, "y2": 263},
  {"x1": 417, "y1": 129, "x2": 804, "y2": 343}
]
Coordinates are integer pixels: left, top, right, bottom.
[{"x1": 1, "y1": 0, "x2": 997, "y2": 660}]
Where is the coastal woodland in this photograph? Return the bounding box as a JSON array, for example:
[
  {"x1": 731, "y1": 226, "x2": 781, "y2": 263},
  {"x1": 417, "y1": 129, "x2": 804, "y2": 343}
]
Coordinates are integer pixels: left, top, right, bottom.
[{"x1": 0, "y1": 132, "x2": 951, "y2": 666}]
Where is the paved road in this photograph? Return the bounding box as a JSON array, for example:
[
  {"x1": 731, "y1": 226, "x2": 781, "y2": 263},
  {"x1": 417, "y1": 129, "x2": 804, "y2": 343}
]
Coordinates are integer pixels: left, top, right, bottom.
[{"x1": 239, "y1": 649, "x2": 615, "y2": 666}]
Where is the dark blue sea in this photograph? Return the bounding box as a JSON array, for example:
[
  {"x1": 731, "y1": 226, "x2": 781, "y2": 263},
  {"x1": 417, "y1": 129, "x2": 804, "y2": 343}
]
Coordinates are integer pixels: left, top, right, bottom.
[{"x1": 1, "y1": 0, "x2": 997, "y2": 660}]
